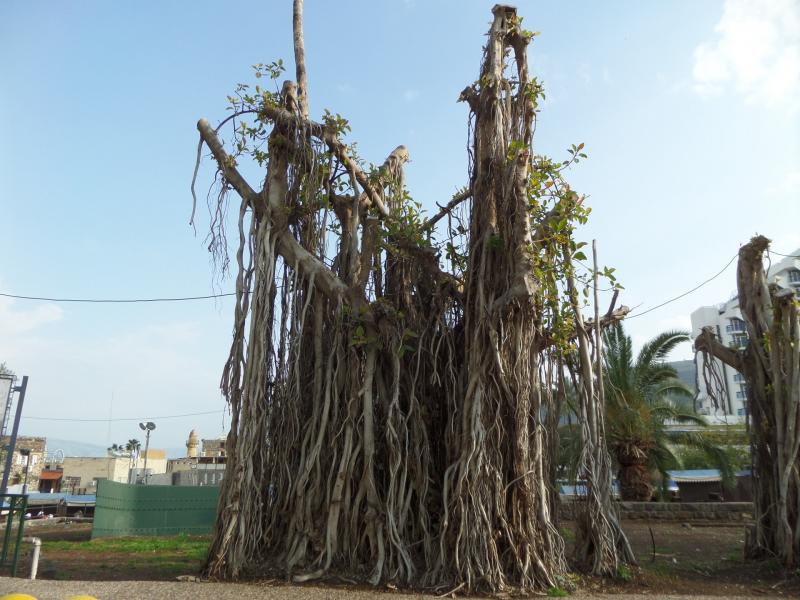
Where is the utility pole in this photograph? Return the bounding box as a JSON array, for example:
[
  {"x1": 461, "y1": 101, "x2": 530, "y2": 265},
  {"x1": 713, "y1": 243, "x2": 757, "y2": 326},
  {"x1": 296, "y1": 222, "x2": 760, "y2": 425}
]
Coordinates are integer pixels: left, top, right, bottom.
[
  {"x1": 138, "y1": 421, "x2": 156, "y2": 484},
  {"x1": 1, "y1": 376, "x2": 28, "y2": 494}
]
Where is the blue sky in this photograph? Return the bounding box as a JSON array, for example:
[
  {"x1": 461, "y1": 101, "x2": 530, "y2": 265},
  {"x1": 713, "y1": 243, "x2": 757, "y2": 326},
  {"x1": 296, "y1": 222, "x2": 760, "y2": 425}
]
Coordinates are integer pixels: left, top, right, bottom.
[{"x1": 1, "y1": 0, "x2": 798, "y2": 455}]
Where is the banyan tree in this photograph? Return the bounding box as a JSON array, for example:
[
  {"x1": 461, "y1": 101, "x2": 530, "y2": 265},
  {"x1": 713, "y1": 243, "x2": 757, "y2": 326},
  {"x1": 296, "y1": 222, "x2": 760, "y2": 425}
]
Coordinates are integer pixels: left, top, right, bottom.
[
  {"x1": 696, "y1": 235, "x2": 800, "y2": 568},
  {"x1": 193, "y1": 2, "x2": 632, "y2": 592}
]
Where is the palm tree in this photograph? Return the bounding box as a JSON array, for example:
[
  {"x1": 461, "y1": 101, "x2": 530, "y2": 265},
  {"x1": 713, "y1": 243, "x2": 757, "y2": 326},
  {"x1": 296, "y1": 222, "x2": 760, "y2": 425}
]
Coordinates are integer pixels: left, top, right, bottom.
[
  {"x1": 602, "y1": 323, "x2": 733, "y2": 500},
  {"x1": 125, "y1": 439, "x2": 141, "y2": 468},
  {"x1": 107, "y1": 443, "x2": 125, "y2": 456}
]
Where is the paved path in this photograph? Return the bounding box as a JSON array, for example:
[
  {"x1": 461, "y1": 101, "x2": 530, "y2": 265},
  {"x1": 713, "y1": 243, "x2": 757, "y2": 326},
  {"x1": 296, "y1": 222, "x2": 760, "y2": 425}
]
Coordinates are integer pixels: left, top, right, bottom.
[{"x1": 0, "y1": 578, "x2": 788, "y2": 600}]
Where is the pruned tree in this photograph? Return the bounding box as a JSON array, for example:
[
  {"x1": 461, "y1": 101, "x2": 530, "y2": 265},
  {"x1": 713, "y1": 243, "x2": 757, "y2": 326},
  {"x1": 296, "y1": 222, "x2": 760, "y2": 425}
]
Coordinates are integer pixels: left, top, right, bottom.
[
  {"x1": 193, "y1": 2, "x2": 632, "y2": 592},
  {"x1": 695, "y1": 235, "x2": 800, "y2": 568}
]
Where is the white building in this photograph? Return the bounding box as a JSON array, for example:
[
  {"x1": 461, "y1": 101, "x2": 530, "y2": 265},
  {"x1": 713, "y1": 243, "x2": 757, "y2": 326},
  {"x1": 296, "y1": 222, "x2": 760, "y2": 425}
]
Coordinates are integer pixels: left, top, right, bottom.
[{"x1": 691, "y1": 250, "x2": 800, "y2": 420}]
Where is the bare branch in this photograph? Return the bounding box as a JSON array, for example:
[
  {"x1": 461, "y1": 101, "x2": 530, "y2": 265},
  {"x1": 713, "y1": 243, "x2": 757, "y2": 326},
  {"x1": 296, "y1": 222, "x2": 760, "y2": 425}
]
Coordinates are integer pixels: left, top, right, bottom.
[
  {"x1": 693, "y1": 326, "x2": 744, "y2": 372},
  {"x1": 196, "y1": 118, "x2": 349, "y2": 301},
  {"x1": 293, "y1": 0, "x2": 309, "y2": 118},
  {"x1": 423, "y1": 187, "x2": 471, "y2": 231}
]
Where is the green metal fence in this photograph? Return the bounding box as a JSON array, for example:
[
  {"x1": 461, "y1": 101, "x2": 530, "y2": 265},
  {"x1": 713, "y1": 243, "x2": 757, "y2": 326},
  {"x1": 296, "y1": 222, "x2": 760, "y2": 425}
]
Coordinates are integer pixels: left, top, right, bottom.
[
  {"x1": 0, "y1": 493, "x2": 28, "y2": 576},
  {"x1": 92, "y1": 480, "x2": 219, "y2": 538}
]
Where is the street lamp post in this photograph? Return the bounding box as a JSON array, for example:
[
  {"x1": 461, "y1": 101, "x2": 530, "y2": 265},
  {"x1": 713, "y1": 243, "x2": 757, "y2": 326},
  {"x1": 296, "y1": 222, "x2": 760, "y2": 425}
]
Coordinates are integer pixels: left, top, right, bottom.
[
  {"x1": 19, "y1": 448, "x2": 31, "y2": 495},
  {"x1": 138, "y1": 421, "x2": 156, "y2": 484}
]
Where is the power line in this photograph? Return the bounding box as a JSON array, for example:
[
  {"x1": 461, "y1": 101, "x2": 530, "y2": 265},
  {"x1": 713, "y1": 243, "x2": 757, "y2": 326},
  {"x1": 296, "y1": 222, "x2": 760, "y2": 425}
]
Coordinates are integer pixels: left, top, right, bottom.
[
  {"x1": 0, "y1": 292, "x2": 236, "y2": 303},
  {"x1": 22, "y1": 409, "x2": 224, "y2": 423},
  {"x1": 0, "y1": 247, "x2": 793, "y2": 312},
  {"x1": 625, "y1": 252, "x2": 738, "y2": 320}
]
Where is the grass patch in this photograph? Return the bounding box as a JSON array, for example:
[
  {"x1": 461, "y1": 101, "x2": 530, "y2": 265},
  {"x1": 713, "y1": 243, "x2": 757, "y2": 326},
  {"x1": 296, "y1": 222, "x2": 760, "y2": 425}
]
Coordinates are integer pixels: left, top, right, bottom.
[
  {"x1": 42, "y1": 534, "x2": 210, "y2": 562},
  {"x1": 559, "y1": 527, "x2": 576, "y2": 543},
  {"x1": 616, "y1": 563, "x2": 633, "y2": 582},
  {"x1": 547, "y1": 586, "x2": 569, "y2": 597}
]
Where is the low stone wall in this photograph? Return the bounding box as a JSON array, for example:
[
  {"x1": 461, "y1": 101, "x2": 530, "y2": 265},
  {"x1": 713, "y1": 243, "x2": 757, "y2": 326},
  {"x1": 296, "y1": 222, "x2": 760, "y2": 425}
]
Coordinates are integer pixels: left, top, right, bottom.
[{"x1": 560, "y1": 500, "x2": 753, "y2": 523}]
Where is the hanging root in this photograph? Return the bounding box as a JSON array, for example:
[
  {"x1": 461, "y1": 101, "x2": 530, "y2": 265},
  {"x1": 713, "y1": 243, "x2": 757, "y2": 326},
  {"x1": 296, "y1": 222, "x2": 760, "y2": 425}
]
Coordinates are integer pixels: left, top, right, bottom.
[{"x1": 564, "y1": 243, "x2": 634, "y2": 575}]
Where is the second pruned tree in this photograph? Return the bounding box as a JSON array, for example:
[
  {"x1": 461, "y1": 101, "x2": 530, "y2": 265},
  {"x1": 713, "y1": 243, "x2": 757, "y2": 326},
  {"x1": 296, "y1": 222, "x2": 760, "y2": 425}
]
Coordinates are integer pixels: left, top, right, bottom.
[{"x1": 696, "y1": 236, "x2": 800, "y2": 569}]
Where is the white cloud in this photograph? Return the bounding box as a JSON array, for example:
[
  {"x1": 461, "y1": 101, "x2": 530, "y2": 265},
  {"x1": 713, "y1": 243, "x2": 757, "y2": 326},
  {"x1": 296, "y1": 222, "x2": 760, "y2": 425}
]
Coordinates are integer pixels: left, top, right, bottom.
[
  {"x1": 0, "y1": 297, "x2": 62, "y2": 335},
  {"x1": 764, "y1": 170, "x2": 800, "y2": 253},
  {"x1": 0, "y1": 313, "x2": 228, "y2": 451},
  {"x1": 693, "y1": 0, "x2": 800, "y2": 110}
]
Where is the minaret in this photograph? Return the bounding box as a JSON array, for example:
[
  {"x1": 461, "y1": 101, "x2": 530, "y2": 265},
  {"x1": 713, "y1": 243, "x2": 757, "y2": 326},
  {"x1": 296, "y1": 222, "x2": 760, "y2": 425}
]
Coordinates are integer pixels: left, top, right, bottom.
[{"x1": 186, "y1": 429, "x2": 200, "y2": 458}]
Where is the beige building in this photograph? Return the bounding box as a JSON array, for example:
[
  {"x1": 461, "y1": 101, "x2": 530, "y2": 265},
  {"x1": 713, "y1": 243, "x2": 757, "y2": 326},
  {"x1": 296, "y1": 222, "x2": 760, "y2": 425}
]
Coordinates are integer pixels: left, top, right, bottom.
[
  {"x1": 59, "y1": 449, "x2": 167, "y2": 493},
  {"x1": 201, "y1": 438, "x2": 226, "y2": 457},
  {"x1": 0, "y1": 436, "x2": 46, "y2": 492},
  {"x1": 156, "y1": 430, "x2": 226, "y2": 486}
]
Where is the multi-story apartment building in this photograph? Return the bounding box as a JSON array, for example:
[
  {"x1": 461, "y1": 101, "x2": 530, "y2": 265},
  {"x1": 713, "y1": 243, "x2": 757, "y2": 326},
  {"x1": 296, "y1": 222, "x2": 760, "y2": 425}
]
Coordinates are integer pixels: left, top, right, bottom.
[{"x1": 691, "y1": 249, "x2": 800, "y2": 420}]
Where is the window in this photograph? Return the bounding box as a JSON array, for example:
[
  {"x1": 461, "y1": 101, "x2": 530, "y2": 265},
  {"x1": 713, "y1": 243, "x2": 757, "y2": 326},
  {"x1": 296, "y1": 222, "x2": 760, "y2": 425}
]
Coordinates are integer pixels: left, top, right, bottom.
[
  {"x1": 63, "y1": 476, "x2": 81, "y2": 491},
  {"x1": 733, "y1": 373, "x2": 745, "y2": 382},
  {"x1": 726, "y1": 318, "x2": 746, "y2": 333},
  {"x1": 789, "y1": 269, "x2": 800, "y2": 284},
  {"x1": 737, "y1": 408, "x2": 745, "y2": 416},
  {"x1": 732, "y1": 333, "x2": 749, "y2": 348}
]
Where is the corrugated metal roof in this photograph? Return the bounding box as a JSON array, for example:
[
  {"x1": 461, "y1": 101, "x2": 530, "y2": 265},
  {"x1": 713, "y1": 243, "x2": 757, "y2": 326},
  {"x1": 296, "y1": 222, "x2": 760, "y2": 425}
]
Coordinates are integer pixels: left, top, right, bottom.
[
  {"x1": 4, "y1": 493, "x2": 96, "y2": 507},
  {"x1": 667, "y1": 469, "x2": 721, "y2": 482}
]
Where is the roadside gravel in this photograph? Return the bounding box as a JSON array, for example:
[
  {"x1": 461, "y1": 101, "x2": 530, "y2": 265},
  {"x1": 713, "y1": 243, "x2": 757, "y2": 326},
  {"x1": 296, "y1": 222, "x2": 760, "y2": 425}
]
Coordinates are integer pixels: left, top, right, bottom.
[{"x1": 0, "y1": 578, "x2": 786, "y2": 600}]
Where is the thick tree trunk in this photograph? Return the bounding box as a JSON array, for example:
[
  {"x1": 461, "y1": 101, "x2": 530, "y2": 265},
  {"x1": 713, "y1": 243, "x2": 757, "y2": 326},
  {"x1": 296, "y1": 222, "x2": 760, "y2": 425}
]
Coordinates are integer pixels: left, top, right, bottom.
[
  {"x1": 695, "y1": 236, "x2": 800, "y2": 567},
  {"x1": 437, "y1": 7, "x2": 566, "y2": 590}
]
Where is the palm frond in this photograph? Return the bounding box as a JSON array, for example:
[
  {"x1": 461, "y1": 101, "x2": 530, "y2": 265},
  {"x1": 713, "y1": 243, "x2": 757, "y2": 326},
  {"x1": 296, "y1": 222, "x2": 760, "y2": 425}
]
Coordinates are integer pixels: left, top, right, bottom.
[{"x1": 634, "y1": 330, "x2": 691, "y2": 375}]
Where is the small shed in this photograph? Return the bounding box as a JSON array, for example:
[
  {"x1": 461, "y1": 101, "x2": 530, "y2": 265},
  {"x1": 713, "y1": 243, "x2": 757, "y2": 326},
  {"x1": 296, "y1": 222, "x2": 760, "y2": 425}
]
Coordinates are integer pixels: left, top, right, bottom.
[{"x1": 668, "y1": 469, "x2": 724, "y2": 502}]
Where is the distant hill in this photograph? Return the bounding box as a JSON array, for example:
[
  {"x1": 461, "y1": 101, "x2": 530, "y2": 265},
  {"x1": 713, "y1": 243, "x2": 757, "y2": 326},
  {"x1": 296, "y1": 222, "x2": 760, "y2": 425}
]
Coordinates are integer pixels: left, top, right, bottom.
[
  {"x1": 45, "y1": 439, "x2": 186, "y2": 460},
  {"x1": 46, "y1": 438, "x2": 108, "y2": 457}
]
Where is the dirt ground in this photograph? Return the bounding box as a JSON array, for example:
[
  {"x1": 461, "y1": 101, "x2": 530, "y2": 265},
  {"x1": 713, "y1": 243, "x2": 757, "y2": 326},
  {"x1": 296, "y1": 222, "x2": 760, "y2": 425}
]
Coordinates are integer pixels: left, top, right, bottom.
[
  {"x1": 1, "y1": 519, "x2": 798, "y2": 598},
  {"x1": 577, "y1": 521, "x2": 800, "y2": 597}
]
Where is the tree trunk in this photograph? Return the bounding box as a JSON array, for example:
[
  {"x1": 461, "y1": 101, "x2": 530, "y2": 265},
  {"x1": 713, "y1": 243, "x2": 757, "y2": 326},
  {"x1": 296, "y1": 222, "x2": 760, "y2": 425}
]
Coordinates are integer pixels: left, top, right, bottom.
[
  {"x1": 564, "y1": 246, "x2": 635, "y2": 573},
  {"x1": 616, "y1": 456, "x2": 653, "y2": 502},
  {"x1": 695, "y1": 235, "x2": 800, "y2": 568}
]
